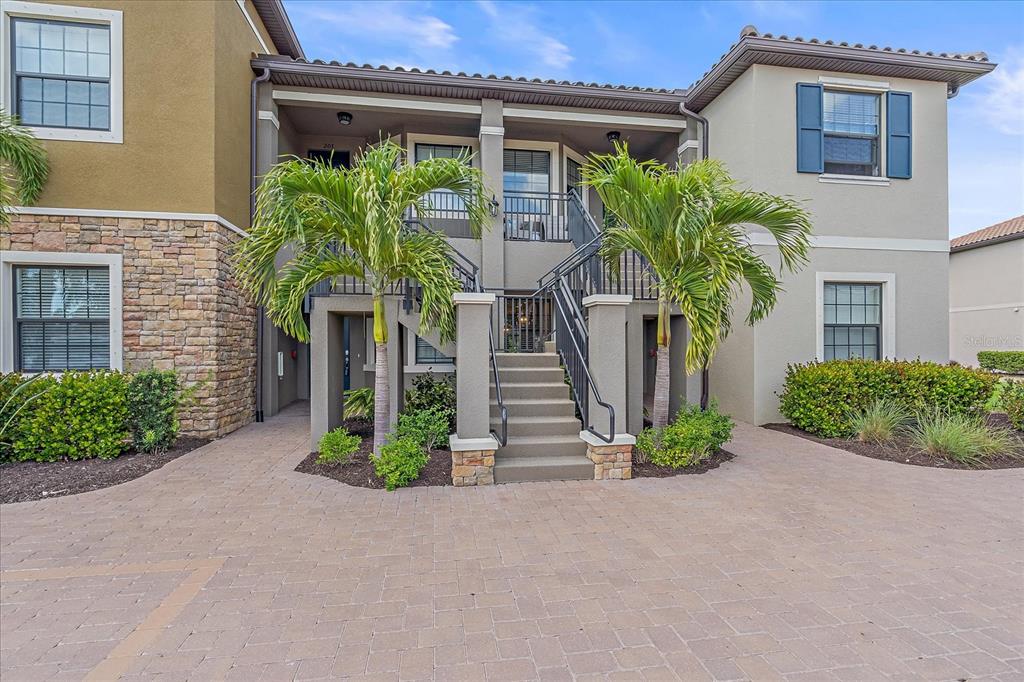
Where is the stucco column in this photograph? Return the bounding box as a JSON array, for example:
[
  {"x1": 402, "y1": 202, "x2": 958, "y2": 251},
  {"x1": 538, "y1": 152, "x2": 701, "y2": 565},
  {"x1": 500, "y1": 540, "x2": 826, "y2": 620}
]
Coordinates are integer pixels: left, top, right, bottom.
[
  {"x1": 478, "y1": 99, "x2": 505, "y2": 292},
  {"x1": 583, "y1": 295, "x2": 632, "y2": 437},
  {"x1": 310, "y1": 305, "x2": 344, "y2": 450},
  {"x1": 582, "y1": 294, "x2": 635, "y2": 480},
  {"x1": 450, "y1": 292, "x2": 499, "y2": 486}
]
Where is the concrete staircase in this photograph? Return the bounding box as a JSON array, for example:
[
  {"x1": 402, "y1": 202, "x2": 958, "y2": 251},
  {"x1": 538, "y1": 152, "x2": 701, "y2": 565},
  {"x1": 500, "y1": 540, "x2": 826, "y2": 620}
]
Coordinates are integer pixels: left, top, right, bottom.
[{"x1": 489, "y1": 352, "x2": 593, "y2": 483}]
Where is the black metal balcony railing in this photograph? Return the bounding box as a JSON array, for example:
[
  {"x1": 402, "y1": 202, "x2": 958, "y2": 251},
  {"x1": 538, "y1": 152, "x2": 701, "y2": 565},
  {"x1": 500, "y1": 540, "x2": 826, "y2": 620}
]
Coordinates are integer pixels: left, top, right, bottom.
[
  {"x1": 414, "y1": 190, "x2": 477, "y2": 239},
  {"x1": 503, "y1": 191, "x2": 572, "y2": 242}
]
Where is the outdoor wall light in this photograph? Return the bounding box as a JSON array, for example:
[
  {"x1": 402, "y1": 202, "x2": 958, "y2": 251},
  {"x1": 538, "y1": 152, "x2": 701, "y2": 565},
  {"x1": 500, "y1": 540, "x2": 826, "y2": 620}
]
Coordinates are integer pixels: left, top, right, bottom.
[
  {"x1": 518, "y1": 314, "x2": 530, "y2": 325},
  {"x1": 489, "y1": 194, "x2": 499, "y2": 217},
  {"x1": 337, "y1": 111, "x2": 353, "y2": 125},
  {"x1": 606, "y1": 130, "x2": 621, "y2": 143}
]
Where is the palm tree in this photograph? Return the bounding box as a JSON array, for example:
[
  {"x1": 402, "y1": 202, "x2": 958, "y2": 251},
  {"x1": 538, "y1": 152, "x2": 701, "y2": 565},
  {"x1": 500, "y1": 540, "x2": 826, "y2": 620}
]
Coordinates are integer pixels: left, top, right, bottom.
[
  {"x1": 0, "y1": 109, "x2": 49, "y2": 225},
  {"x1": 584, "y1": 148, "x2": 812, "y2": 428},
  {"x1": 235, "y1": 140, "x2": 488, "y2": 453}
]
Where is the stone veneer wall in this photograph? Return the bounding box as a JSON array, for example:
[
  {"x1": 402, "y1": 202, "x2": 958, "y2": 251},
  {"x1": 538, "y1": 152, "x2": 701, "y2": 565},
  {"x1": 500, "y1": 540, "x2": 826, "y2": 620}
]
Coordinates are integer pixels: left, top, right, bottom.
[
  {"x1": 3, "y1": 214, "x2": 256, "y2": 438},
  {"x1": 586, "y1": 442, "x2": 633, "y2": 480}
]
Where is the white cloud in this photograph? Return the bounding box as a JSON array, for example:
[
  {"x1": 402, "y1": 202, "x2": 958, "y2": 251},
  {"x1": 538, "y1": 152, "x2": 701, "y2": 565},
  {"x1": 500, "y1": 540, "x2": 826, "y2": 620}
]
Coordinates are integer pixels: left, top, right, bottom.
[
  {"x1": 476, "y1": 0, "x2": 573, "y2": 72},
  {"x1": 972, "y1": 46, "x2": 1024, "y2": 136},
  {"x1": 289, "y1": 2, "x2": 458, "y2": 53}
]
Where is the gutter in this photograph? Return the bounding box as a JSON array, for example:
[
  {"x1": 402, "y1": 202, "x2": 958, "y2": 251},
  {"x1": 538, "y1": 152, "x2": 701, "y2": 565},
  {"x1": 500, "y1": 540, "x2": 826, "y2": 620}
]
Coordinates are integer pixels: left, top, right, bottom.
[
  {"x1": 679, "y1": 102, "x2": 712, "y2": 411},
  {"x1": 251, "y1": 67, "x2": 271, "y2": 424}
]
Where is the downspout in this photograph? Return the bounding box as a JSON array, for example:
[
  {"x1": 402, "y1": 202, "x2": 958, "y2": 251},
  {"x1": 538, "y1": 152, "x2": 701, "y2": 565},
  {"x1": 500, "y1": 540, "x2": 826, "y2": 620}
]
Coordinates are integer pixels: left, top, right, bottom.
[
  {"x1": 679, "y1": 102, "x2": 712, "y2": 411},
  {"x1": 251, "y1": 67, "x2": 271, "y2": 423}
]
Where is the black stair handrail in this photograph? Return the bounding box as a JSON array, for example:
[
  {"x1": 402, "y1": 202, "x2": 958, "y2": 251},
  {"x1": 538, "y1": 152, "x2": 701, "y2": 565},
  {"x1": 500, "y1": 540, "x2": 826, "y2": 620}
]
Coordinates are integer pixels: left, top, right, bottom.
[{"x1": 549, "y1": 276, "x2": 615, "y2": 443}]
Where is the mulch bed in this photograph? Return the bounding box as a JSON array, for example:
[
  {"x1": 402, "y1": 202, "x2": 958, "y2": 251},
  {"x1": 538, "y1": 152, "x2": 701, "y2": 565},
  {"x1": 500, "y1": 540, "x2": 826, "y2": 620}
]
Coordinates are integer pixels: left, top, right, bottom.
[
  {"x1": 764, "y1": 415, "x2": 1024, "y2": 470},
  {"x1": 0, "y1": 436, "x2": 210, "y2": 504},
  {"x1": 631, "y1": 449, "x2": 735, "y2": 478},
  {"x1": 295, "y1": 420, "x2": 452, "y2": 489}
]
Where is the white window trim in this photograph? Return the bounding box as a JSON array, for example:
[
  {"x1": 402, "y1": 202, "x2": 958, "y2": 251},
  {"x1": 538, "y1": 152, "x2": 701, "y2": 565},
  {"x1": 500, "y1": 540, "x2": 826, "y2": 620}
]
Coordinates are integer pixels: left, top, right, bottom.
[
  {"x1": 563, "y1": 145, "x2": 589, "y2": 205},
  {"x1": 405, "y1": 330, "x2": 454, "y2": 374},
  {"x1": 504, "y1": 139, "x2": 560, "y2": 194},
  {"x1": 815, "y1": 272, "x2": 895, "y2": 362},
  {"x1": 361, "y1": 326, "x2": 454, "y2": 374},
  {"x1": 818, "y1": 174, "x2": 891, "y2": 187},
  {"x1": 405, "y1": 133, "x2": 479, "y2": 167},
  {"x1": 818, "y1": 85, "x2": 887, "y2": 182},
  {"x1": 0, "y1": 250, "x2": 123, "y2": 372},
  {"x1": 0, "y1": 1, "x2": 123, "y2": 143}
]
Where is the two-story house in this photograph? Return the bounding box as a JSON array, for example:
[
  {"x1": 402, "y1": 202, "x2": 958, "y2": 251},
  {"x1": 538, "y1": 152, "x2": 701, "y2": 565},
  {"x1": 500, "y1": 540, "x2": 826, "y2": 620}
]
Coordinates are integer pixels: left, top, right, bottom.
[{"x1": 0, "y1": 3, "x2": 996, "y2": 483}]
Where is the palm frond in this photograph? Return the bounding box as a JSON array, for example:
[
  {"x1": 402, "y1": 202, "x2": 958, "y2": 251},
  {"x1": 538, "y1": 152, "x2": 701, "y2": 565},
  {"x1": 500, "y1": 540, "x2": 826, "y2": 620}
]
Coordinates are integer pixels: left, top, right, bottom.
[{"x1": 0, "y1": 109, "x2": 48, "y2": 225}]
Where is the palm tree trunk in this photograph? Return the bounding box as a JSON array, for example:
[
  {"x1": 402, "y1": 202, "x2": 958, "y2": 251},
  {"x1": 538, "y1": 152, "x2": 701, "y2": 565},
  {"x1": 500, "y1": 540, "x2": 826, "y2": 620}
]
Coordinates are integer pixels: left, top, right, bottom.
[
  {"x1": 652, "y1": 297, "x2": 671, "y2": 429},
  {"x1": 372, "y1": 295, "x2": 390, "y2": 455}
]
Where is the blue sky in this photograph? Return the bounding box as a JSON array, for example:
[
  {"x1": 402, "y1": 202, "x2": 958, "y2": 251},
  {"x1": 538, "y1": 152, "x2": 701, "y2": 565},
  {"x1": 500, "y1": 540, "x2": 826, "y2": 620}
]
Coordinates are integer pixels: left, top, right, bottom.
[{"x1": 283, "y1": 0, "x2": 1024, "y2": 237}]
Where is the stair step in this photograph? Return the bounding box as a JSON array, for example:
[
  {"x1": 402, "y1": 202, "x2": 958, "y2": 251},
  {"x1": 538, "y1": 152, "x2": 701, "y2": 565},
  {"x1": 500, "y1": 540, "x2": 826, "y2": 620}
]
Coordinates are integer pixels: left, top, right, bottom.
[
  {"x1": 493, "y1": 455, "x2": 594, "y2": 483},
  {"x1": 495, "y1": 366, "x2": 565, "y2": 383},
  {"x1": 489, "y1": 415, "x2": 581, "y2": 438},
  {"x1": 495, "y1": 352, "x2": 561, "y2": 368},
  {"x1": 500, "y1": 434, "x2": 587, "y2": 459},
  {"x1": 489, "y1": 382, "x2": 570, "y2": 400},
  {"x1": 491, "y1": 399, "x2": 576, "y2": 418}
]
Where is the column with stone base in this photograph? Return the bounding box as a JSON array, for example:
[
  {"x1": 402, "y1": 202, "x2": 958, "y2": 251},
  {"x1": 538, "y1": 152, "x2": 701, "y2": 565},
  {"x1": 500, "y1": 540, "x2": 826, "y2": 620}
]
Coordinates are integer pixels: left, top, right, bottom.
[
  {"x1": 450, "y1": 293, "x2": 498, "y2": 485},
  {"x1": 582, "y1": 432, "x2": 635, "y2": 480},
  {"x1": 580, "y1": 294, "x2": 635, "y2": 480}
]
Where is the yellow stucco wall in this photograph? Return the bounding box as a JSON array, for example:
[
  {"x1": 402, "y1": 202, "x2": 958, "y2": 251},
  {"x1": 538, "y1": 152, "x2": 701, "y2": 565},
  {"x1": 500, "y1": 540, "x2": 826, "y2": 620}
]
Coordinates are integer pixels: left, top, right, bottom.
[{"x1": 23, "y1": 0, "x2": 275, "y2": 227}]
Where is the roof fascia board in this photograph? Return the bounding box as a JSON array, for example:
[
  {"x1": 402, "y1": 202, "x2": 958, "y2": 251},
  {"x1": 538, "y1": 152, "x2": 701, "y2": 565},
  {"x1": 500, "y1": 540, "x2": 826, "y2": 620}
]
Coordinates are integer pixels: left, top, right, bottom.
[
  {"x1": 253, "y1": 57, "x2": 687, "y2": 107},
  {"x1": 951, "y1": 231, "x2": 1024, "y2": 253},
  {"x1": 687, "y1": 37, "x2": 996, "y2": 109},
  {"x1": 502, "y1": 106, "x2": 686, "y2": 130},
  {"x1": 272, "y1": 88, "x2": 482, "y2": 116}
]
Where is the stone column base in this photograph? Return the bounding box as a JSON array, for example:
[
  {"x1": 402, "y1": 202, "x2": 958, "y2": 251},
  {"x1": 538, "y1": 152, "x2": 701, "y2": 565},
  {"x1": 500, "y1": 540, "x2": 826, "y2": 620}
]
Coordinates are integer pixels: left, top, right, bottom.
[
  {"x1": 581, "y1": 432, "x2": 636, "y2": 480},
  {"x1": 449, "y1": 436, "x2": 499, "y2": 486}
]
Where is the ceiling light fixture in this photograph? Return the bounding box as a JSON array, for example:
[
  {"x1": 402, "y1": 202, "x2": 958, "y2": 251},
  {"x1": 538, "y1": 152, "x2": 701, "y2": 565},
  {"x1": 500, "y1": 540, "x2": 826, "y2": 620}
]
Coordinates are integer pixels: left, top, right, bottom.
[
  {"x1": 337, "y1": 111, "x2": 353, "y2": 126},
  {"x1": 606, "y1": 130, "x2": 621, "y2": 143}
]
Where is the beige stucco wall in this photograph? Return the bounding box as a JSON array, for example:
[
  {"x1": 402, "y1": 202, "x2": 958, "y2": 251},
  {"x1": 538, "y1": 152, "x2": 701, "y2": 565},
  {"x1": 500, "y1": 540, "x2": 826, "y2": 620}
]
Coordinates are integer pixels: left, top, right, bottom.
[
  {"x1": 25, "y1": 0, "x2": 272, "y2": 227},
  {"x1": 703, "y1": 64, "x2": 949, "y2": 241},
  {"x1": 949, "y1": 240, "x2": 1024, "y2": 366},
  {"x1": 702, "y1": 63, "x2": 953, "y2": 424}
]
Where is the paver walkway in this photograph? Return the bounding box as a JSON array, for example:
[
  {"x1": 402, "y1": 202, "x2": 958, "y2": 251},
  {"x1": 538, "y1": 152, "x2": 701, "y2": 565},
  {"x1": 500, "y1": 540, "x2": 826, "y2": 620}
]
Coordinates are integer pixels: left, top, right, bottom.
[{"x1": 2, "y1": 403, "x2": 1022, "y2": 681}]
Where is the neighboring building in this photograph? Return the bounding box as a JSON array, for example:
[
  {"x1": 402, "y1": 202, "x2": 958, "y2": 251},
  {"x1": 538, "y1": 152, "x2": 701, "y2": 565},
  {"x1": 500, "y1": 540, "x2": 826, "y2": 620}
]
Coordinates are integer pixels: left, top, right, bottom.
[
  {"x1": 0, "y1": 0, "x2": 303, "y2": 437},
  {"x1": 0, "y1": 4, "x2": 998, "y2": 481},
  {"x1": 949, "y1": 216, "x2": 1024, "y2": 366}
]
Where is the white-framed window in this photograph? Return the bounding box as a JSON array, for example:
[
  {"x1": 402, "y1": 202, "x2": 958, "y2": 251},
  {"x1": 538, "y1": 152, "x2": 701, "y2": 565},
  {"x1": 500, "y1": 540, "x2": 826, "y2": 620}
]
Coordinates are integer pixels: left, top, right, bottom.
[
  {"x1": 815, "y1": 272, "x2": 895, "y2": 362},
  {"x1": 1, "y1": 251, "x2": 123, "y2": 372},
  {"x1": 823, "y1": 90, "x2": 881, "y2": 177},
  {"x1": 1, "y1": 1, "x2": 123, "y2": 143}
]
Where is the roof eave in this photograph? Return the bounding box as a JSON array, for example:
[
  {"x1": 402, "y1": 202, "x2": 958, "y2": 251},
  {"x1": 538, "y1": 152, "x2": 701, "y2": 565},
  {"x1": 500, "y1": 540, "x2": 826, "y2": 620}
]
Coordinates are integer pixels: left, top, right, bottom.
[
  {"x1": 686, "y1": 37, "x2": 997, "y2": 111},
  {"x1": 250, "y1": 55, "x2": 689, "y2": 112},
  {"x1": 951, "y1": 231, "x2": 1024, "y2": 253},
  {"x1": 250, "y1": 0, "x2": 305, "y2": 60}
]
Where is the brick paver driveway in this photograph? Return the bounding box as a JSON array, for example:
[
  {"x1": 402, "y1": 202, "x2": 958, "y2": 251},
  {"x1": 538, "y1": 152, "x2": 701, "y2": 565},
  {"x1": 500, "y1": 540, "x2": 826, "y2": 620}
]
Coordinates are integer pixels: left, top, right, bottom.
[{"x1": 2, "y1": 404, "x2": 1022, "y2": 681}]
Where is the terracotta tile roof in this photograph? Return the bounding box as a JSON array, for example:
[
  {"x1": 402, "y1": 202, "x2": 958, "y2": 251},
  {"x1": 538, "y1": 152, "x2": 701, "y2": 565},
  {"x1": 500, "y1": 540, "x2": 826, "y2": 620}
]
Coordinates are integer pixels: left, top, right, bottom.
[
  {"x1": 261, "y1": 56, "x2": 680, "y2": 94},
  {"x1": 951, "y1": 215, "x2": 1024, "y2": 251},
  {"x1": 685, "y1": 25, "x2": 997, "y2": 111}
]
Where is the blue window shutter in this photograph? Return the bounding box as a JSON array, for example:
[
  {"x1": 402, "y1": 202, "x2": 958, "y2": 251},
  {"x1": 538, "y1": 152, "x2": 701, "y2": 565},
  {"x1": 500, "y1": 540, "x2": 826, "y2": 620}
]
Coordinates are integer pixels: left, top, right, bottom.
[
  {"x1": 886, "y1": 91, "x2": 912, "y2": 178},
  {"x1": 796, "y1": 83, "x2": 824, "y2": 173}
]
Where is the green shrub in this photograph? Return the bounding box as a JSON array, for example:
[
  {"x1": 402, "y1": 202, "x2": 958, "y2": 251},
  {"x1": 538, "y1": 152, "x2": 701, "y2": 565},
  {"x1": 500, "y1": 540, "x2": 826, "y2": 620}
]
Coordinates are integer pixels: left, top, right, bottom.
[
  {"x1": 372, "y1": 436, "x2": 428, "y2": 491},
  {"x1": 779, "y1": 359, "x2": 997, "y2": 438},
  {"x1": 14, "y1": 371, "x2": 129, "y2": 461},
  {"x1": 0, "y1": 373, "x2": 51, "y2": 460},
  {"x1": 343, "y1": 387, "x2": 375, "y2": 421},
  {"x1": 847, "y1": 399, "x2": 910, "y2": 444},
  {"x1": 978, "y1": 351, "x2": 1024, "y2": 374},
  {"x1": 396, "y1": 407, "x2": 449, "y2": 450},
  {"x1": 127, "y1": 370, "x2": 180, "y2": 453},
  {"x1": 1002, "y1": 381, "x2": 1024, "y2": 431},
  {"x1": 907, "y1": 411, "x2": 1016, "y2": 467},
  {"x1": 636, "y1": 403, "x2": 733, "y2": 468},
  {"x1": 404, "y1": 373, "x2": 456, "y2": 432},
  {"x1": 316, "y1": 427, "x2": 362, "y2": 465}
]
